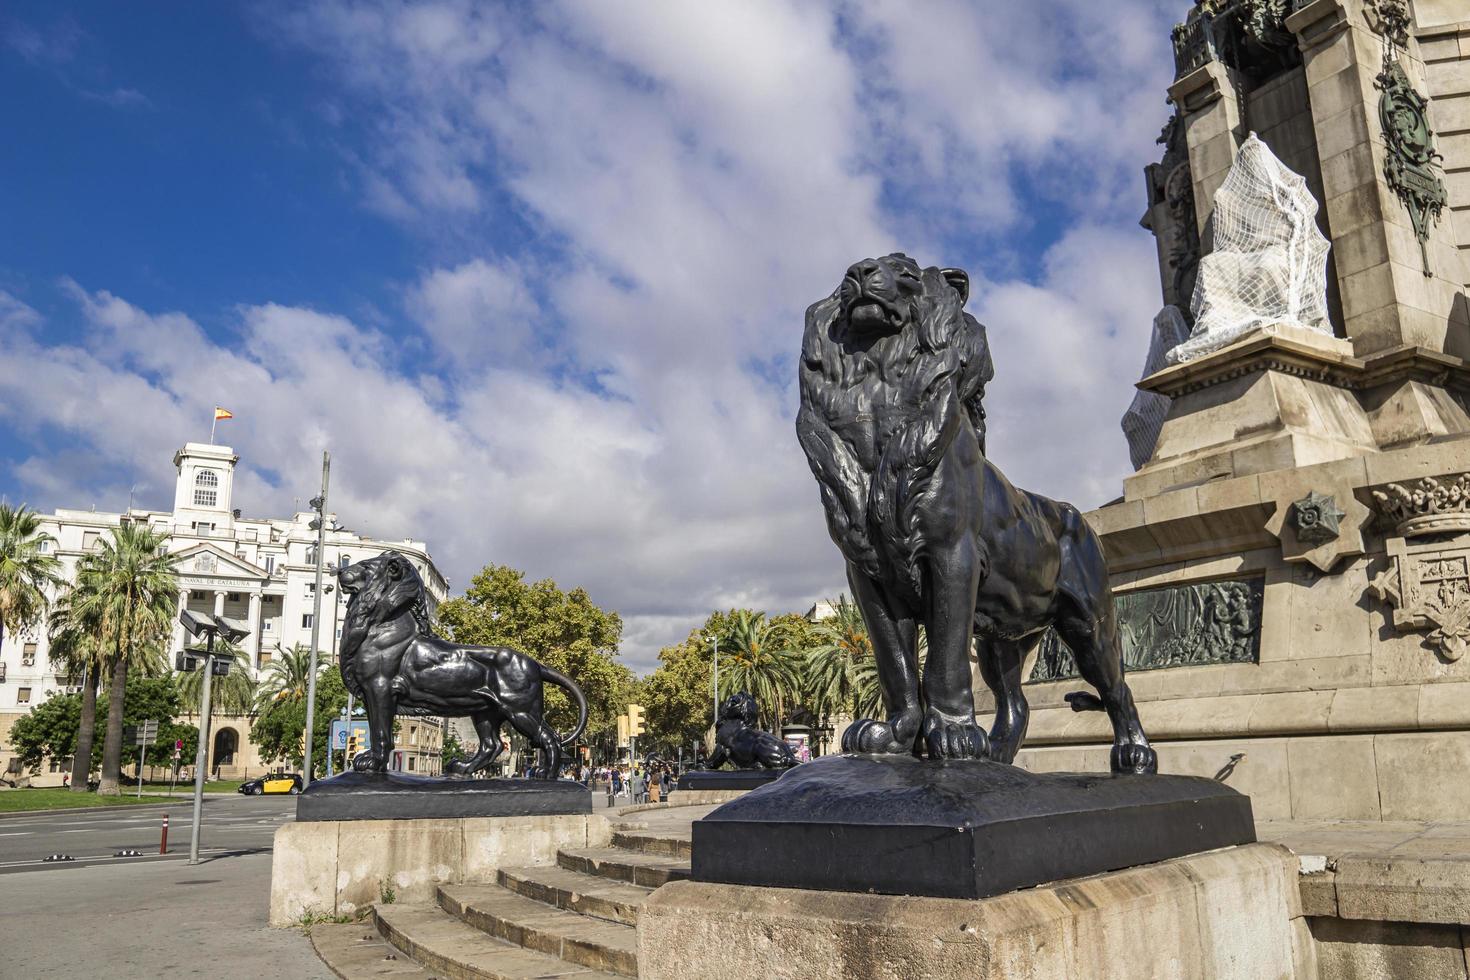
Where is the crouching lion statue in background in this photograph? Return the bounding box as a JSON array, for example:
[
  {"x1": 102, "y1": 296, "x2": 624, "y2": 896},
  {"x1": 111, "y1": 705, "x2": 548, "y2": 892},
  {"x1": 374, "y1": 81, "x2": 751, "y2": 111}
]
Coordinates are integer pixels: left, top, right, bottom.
[
  {"x1": 336, "y1": 551, "x2": 587, "y2": 779},
  {"x1": 796, "y1": 253, "x2": 1157, "y2": 774},
  {"x1": 705, "y1": 692, "x2": 799, "y2": 770}
]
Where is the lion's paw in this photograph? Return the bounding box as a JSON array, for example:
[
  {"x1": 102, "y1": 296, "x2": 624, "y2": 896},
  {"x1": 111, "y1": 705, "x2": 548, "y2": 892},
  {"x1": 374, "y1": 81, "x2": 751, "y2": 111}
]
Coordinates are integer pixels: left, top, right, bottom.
[
  {"x1": 352, "y1": 750, "x2": 385, "y2": 773},
  {"x1": 841, "y1": 719, "x2": 905, "y2": 754},
  {"x1": 922, "y1": 713, "x2": 990, "y2": 760},
  {"x1": 1111, "y1": 742, "x2": 1158, "y2": 775}
]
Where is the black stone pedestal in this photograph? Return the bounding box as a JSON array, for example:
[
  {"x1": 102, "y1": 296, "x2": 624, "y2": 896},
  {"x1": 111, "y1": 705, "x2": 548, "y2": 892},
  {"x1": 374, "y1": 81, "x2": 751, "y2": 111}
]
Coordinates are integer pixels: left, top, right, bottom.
[
  {"x1": 676, "y1": 768, "x2": 790, "y2": 792},
  {"x1": 692, "y1": 754, "x2": 1255, "y2": 899},
  {"x1": 297, "y1": 771, "x2": 591, "y2": 822}
]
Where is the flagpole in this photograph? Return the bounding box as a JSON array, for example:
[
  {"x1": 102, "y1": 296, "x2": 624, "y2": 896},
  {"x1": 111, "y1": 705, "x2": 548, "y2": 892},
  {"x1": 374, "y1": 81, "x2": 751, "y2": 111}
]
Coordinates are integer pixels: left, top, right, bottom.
[{"x1": 210, "y1": 411, "x2": 217, "y2": 444}]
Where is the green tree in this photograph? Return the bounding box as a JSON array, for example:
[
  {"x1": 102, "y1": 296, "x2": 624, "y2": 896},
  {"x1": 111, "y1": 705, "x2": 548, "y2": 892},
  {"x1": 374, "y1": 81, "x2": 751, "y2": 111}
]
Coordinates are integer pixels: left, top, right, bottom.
[
  {"x1": 437, "y1": 564, "x2": 628, "y2": 744},
  {"x1": 803, "y1": 596, "x2": 884, "y2": 729},
  {"x1": 0, "y1": 503, "x2": 63, "y2": 663},
  {"x1": 74, "y1": 522, "x2": 178, "y2": 794},
  {"x1": 249, "y1": 669, "x2": 348, "y2": 776},
  {"x1": 177, "y1": 640, "x2": 256, "y2": 717},
  {"x1": 641, "y1": 611, "x2": 733, "y2": 754},
  {"x1": 47, "y1": 584, "x2": 107, "y2": 790},
  {"x1": 442, "y1": 727, "x2": 467, "y2": 768},
  {"x1": 717, "y1": 609, "x2": 803, "y2": 733},
  {"x1": 8, "y1": 691, "x2": 81, "y2": 775},
  {"x1": 253, "y1": 643, "x2": 321, "y2": 713}
]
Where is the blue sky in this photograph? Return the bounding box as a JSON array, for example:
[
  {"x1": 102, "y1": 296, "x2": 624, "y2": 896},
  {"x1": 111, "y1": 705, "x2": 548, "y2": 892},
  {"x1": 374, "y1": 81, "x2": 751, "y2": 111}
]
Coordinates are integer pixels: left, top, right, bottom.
[{"x1": 1, "y1": 1, "x2": 1185, "y2": 670}]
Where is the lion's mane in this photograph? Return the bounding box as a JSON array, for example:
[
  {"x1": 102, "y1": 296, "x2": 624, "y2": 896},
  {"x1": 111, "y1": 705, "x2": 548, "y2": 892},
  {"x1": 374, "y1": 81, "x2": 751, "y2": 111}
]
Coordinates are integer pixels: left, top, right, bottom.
[
  {"x1": 797, "y1": 257, "x2": 992, "y2": 604},
  {"x1": 338, "y1": 551, "x2": 434, "y2": 702}
]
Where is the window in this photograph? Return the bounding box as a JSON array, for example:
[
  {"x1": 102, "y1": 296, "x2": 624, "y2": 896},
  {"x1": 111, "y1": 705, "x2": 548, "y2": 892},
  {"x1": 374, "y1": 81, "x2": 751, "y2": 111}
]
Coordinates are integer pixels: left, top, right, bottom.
[
  {"x1": 194, "y1": 469, "x2": 219, "y2": 507},
  {"x1": 16, "y1": 687, "x2": 30, "y2": 704},
  {"x1": 302, "y1": 614, "x2": 313, "y2": 629},
  {"x1": 259, "y1": 650, "x2": 272, "y2": 665},
  {"x1": 21, "y1": 643, "x2": 37, "y2": 666},
  {"x1": 82, "y1": 530, "x2": 100, "y2": 551},
  {"x1": 338, "y1": 554, "x2": 350, "y2": 568},
  {"x1": 263, "y1": 619, "x2": 274, "y2": 632},
  {"x1": 264, "y1": 556, "x2": 276, "y2": 575},
  {"x1": 305, "y1": 546, "x2": 317, "y2": 566},
  {"x1": 408, "y1": 757, "x2": 416, "y2": 772}
]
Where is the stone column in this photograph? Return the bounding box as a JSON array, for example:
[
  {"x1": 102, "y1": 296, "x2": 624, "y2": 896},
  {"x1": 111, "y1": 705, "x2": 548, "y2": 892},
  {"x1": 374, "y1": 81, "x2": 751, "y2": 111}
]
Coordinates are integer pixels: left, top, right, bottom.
[
  {"x1": 1286, "y1": 0, "x2": 1470, "y2": 357},
  {"x1": 173, "y1": 588, "x2": 190, "y2": 654},
  {"x1": 213, "y1": 590, "x2": 226, "y2": 617},
  {"x1": 246, "y1": 593, "x2": 262, "y2": 670},
  {"x1": 1169, "y1": 59, "x2": 1247, "y2": 242}
]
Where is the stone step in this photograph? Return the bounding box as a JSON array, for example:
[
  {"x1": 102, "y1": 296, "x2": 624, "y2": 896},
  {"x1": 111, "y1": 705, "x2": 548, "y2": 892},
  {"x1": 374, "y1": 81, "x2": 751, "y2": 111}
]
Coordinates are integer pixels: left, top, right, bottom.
[
  {"x1": 497, "y1": 864, "x2": 653, "y2": 926},
  {"x1": 310, "y1": 921, "x2": 440, "y2": 979},
  {"x1": 556, "y1": 847, "x2": 691, "y2": 889},
  {"x1": 439, "y1": 882, "x2": 639, "y2": 978},
  {"x1": 608, "y1": 829, "x2": 691, "y2": 861},
  {"x1": 373, "y1": 902, "x2": 619, "y2": 980}
]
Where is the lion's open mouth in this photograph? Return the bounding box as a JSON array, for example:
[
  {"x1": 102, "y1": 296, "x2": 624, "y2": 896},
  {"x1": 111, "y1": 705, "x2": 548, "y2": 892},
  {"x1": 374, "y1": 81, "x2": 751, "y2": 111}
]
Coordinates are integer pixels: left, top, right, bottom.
[{"x1": 846, "y1": 298, "x2": 900, "y2": 335}]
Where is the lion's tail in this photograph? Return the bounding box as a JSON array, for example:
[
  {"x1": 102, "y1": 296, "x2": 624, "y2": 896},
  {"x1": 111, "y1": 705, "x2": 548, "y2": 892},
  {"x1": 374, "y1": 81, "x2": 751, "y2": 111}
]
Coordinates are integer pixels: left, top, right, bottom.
[{"x1": 541, "y1": 666, "x2": 589, "y2": 746}]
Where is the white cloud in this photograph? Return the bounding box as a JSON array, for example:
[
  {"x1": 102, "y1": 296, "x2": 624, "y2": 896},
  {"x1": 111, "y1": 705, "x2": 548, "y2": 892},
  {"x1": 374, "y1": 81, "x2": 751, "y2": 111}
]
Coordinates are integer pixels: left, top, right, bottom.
[{"x1": 4, "y1": 2, "x2": 1186, "y2": 670}]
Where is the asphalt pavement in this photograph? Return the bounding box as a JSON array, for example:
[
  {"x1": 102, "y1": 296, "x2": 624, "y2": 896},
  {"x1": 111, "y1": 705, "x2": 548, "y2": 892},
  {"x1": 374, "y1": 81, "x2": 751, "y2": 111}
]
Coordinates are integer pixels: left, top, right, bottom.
[{"x1": 0, "y1": 794, "x2": 295, "y2": 872}]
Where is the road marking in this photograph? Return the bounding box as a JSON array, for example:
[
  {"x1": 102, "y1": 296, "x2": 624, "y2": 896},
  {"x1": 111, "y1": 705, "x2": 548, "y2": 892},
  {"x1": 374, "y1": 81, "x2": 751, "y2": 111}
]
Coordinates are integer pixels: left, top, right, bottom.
[{"x1": 0, "y1": 832, "x2": 30, "y2": 837}]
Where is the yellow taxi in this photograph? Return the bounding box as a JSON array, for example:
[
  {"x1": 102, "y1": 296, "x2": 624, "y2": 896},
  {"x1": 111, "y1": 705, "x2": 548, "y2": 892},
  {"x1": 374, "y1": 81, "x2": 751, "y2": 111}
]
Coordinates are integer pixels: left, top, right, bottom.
[{"x1": 237, "y1": 772, "x2": 304, "y2": 795}]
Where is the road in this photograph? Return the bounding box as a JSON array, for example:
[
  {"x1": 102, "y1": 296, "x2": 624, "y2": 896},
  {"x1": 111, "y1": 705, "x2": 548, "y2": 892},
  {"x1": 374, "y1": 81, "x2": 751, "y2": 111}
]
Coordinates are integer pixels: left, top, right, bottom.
[{"x1": 0, "y1": 795, "x2": 294, "y2": 872}]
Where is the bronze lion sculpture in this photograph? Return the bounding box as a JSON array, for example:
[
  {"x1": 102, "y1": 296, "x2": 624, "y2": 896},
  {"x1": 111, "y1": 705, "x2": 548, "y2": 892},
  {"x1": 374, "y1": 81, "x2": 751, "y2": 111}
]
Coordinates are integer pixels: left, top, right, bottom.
[
  {"x1": 704, "y1": 692, "x2": 799, "y2": 770},
  {"x1": 336, "y1": 551, "x2": 587, "y2": 779},
  {"x1": 796, "y1": 253, "x2": 1156, "y2": 774}
]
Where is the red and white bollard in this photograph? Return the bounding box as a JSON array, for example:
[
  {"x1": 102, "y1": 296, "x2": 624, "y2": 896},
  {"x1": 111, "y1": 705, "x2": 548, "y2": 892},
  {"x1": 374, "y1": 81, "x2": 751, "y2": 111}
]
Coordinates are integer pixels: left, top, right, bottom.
[{"x1": 160, "y1": 813, "x2": 169, "y2": 855}]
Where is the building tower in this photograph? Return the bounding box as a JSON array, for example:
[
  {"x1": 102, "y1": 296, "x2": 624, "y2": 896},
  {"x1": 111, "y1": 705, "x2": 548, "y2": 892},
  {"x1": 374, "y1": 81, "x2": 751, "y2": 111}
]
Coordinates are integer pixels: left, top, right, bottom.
[{"x1": 171, "y1": 443, "x2": 238, "y2": 536}]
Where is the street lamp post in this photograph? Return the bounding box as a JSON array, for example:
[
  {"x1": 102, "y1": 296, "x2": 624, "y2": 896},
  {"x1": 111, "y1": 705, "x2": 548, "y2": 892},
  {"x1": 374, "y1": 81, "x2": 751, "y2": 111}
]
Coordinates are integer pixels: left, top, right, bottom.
[
  {"x1": 708, "y1": 634, "x2": 720, "y2": 727},
  {"x1": 178, "y1": 609, "x2": 248, "y2": 865},
  {"x1": 302, "y1": 451, "x2": 330, "y2": 790}
]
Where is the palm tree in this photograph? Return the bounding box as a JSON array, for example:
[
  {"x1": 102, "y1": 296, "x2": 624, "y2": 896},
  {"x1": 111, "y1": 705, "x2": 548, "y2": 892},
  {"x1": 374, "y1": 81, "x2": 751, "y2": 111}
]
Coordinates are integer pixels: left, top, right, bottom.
[
  {"x1": 803, "y1": 596, "x2": 882, "y2": 729},
  {"x1": 47, "y1": 587, "x2": 107, "y2": 790},
  {"x1": 717, "y1": 610, "x2": 803, "y2": 734},
  {"x1": 0, "y1": 502, "x2": 63, "y2": 669},
  {"x1": 253, "y1": 643, "x2": 323, "y2": 713},
  {"x1": 177, "y1": 640, "x2": 256, "y2": 717},
  {"x1": 79, "y1": 523, "x2": 178, "y2": 795}
]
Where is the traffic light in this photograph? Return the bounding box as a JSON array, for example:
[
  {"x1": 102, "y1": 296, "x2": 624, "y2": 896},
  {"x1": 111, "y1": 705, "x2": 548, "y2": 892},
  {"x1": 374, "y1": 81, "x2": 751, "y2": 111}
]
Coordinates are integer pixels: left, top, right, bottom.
[
  {"x1": 627, "y1": 703, "x2": 646, "y2": 737},
  {"x1": 617, "y1": 714, "x2": 630, "y2": 746}
]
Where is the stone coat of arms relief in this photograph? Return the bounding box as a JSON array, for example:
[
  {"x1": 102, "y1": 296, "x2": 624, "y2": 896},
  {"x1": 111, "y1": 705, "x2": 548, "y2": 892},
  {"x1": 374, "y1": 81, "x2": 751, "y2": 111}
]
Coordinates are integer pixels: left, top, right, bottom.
[{"x1": 1370, "y1": 475, "x2": 1470, "y2": 662}]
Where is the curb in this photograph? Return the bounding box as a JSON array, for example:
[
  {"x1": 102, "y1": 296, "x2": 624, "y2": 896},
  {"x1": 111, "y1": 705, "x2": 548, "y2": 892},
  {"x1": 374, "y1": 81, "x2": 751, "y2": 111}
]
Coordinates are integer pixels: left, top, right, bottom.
[{"x1": 0, "y1": 792, "x2": 240, "y2": 817}]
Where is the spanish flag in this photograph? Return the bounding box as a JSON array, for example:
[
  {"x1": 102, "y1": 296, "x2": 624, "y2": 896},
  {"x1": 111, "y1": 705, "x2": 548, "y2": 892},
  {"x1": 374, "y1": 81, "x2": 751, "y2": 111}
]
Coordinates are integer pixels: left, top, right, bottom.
[{"x1": 214, "y1": 407, "x2": 233, "y2": 421}]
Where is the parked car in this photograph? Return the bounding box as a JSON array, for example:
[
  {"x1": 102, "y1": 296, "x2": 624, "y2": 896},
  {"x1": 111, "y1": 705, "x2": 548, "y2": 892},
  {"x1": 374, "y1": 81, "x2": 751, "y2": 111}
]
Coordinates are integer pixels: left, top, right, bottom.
[{"x1": 238, "y1": 772, "x2": 304, "y2": 795}]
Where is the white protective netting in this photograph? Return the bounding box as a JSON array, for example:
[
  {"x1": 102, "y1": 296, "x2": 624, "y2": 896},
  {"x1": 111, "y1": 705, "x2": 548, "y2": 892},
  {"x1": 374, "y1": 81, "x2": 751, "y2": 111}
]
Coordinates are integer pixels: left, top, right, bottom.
[
  {"x1": 1122, "y1": 305, "x2": 1193, "y2": 470},
  {"x1": 1167, "y1": 133, "x2": 1331, "y2": 364}
]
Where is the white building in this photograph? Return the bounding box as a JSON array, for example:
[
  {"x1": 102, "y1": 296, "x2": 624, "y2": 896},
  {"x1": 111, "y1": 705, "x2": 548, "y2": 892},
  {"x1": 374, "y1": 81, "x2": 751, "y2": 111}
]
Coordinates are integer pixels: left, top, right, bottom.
[{"x1": 0, "y1": 442, "x2": 450, "y2": 785}]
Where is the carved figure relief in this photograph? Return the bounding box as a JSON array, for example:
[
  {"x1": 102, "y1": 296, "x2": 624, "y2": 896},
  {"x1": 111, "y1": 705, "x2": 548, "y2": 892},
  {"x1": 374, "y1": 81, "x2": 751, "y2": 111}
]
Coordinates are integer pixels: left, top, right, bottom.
[
  {"x1": 1030, "y1": 579, "x2": 1264, "y2": 683},
  {"x1": 194, "y1": 554, "x2": 218, "y2": 574}
]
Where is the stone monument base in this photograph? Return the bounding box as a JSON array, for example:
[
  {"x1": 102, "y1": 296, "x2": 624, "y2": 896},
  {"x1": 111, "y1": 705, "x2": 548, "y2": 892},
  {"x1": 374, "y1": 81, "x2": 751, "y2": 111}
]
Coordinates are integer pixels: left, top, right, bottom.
[
  {"x1": 642, "y1": 842, "x2": 1306, "y2": 980},
  {"x1": 296, "y1": 770, "x2": 591, "y2": 821},
  {"x1": 693, "y1": 754, "x2": 1254, "y2": 899},
  {"x1": 269, "y1": 811, "x2": 611, "y2": 926},
  {"x1": 676, "y1": 768, "x2": 789, "y2": 792}
]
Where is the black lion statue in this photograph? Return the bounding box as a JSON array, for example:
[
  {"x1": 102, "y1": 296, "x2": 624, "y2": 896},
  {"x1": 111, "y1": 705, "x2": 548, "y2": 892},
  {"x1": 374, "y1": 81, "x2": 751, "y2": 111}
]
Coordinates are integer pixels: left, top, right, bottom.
[
  {"x1": 336, "y1": 551, "x2": 587, "y2": 779},
  {"x1": 796, "y1": 254, "x2": 1156, "y2": 774},
  {"x1": 705, "y1": 692, "x2": 799, "y2": 770}
]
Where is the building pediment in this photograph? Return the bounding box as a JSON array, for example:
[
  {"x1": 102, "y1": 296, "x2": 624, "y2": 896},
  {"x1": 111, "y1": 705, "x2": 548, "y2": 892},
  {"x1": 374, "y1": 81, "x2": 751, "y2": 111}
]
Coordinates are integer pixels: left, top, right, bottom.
[{"x1": 171, "y1": 543, "x2": 269, "y2": 584}]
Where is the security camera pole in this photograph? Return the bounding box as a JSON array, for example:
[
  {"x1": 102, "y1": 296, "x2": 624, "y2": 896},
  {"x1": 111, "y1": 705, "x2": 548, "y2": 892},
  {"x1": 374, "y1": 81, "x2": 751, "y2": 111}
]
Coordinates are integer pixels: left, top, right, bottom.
[
  {"x1": 178, "y1": 609, "x2": 248, "y2": 865},
  {"x1": 302, "y1": 451, "x2": 330, "y2": 790}
]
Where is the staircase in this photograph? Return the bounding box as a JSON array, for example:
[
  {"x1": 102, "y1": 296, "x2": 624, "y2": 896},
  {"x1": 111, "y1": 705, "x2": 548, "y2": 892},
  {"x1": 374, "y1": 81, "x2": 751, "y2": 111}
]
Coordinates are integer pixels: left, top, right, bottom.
[{"x1": 309, "y1": 819, "x2": 693, "y2": 979}]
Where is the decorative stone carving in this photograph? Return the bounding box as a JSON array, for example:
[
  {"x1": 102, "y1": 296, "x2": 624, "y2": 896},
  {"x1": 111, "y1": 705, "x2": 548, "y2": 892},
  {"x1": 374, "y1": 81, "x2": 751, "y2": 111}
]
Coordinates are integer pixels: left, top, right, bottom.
[
  {"x1": 1372, "y1": 474, "x2": 1470, "y2": 537},
  {"x1": 1365, "y1": 0, "x2": 1411, "y2": 51},
  {"x1": 1030, "y1": 579, "x2": 1264, "y2": 683},
  {"x1": 1122, "y1": 306, "x2": 1193, "y2": 470},
  {"x1": 1265, "y1": 480, "x2": 1368, "y2": 574},
  {"x1": 1374, "y1": 60, "x2": 1448, "y2": 277},
  {"x1": 194, "y1": 554, "x2": 218, "y2": 574},
  {"x1": 1290, "y1": 490, "x2": 1345, "y2": 545},
  {"x1": 1170, "y1": 0, "x2": 1303, "y2": 81},
  {"x1": 1370, "y1": 538, "x2": 1470, "y2": 662},
  {"x1": 1144, "y1": 114, "x2": 1202, "y2": 311},
  {"x1": 1167, "y1": 134, "x2": 1333, "y2": 364}
]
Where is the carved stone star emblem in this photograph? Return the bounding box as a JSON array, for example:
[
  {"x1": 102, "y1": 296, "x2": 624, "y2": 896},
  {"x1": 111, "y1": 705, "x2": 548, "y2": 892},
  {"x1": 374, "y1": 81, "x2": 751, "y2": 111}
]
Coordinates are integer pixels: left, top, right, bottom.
[{"x1": 1290, "y1": 490, "x2": 1346, "y2": 545}]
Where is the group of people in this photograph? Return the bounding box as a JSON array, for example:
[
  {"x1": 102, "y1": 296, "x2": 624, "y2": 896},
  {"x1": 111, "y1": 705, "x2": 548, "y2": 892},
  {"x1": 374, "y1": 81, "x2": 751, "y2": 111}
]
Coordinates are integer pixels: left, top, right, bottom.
[{"x1": 575, "y1": 763, "x2": 677, "y2": 805}]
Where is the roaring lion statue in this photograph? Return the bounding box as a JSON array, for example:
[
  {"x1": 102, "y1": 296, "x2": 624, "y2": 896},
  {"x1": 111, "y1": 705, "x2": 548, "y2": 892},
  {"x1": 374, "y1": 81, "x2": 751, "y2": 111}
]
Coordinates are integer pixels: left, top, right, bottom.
[
  {"x1": 336, "y1": 551, "x2": 587, "y2": 778},
  {"x1": 796, "y1": 254, "x2": 1157, "y2": 774},
  {"x1": 704, "y1": 692, "x2": 799, "y2": 770}
]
